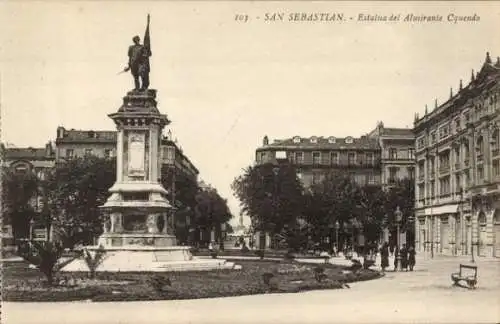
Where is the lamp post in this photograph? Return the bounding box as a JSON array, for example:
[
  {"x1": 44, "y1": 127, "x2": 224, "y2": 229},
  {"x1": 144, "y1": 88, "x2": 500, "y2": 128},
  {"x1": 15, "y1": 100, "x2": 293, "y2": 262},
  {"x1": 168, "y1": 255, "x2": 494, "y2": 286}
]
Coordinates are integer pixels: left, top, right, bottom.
[
  {"x1": 395, "y1": 206, "x2": 403, "y2": 271},
  {"x1": 335, "y1": 220, "x2": 340, "y2": 256},
  {"x1": 465, "y1": 213, "x2": 475, "y2": 263}
]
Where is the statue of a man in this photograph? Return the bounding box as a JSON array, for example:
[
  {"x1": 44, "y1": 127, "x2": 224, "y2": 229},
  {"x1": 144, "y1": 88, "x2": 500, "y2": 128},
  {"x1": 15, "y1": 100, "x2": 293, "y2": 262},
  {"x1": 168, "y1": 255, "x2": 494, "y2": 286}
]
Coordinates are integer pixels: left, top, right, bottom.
[{"x1": 124, "y1": 35, "x2": 151, "y2": 91}]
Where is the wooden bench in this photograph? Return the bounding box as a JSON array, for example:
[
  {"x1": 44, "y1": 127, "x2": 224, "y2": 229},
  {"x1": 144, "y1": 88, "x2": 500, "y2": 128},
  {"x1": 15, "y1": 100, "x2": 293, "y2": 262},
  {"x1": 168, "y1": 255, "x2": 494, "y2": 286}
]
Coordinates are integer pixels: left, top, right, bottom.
[{"x1": 451, "y1": 264, "x2": 478, "y2": 289}]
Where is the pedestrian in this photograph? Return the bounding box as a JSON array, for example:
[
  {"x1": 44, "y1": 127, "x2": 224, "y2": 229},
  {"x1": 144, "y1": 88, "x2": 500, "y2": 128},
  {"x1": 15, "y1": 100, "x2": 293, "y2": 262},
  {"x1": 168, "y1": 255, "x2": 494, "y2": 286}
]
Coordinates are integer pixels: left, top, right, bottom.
[
  {"x1": 389, "y1": 244, "x2": 395, "y2": 257},
  {"x1": 380, "y1": 242, "x2": 389, "y2": 273},
  {"x1": 400, "y1": 244, "x2": 408, "y2": 271},
  {"x1": 408, "y1": 245, "x2": 416, "y2": 271}
]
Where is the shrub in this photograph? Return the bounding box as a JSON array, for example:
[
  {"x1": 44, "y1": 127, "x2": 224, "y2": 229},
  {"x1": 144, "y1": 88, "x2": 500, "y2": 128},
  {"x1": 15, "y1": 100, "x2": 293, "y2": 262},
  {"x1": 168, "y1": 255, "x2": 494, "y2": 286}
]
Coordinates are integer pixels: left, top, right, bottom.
[
  {"x1": 313, "y1": 266, "x2": 327, "y2": 282},
  {"x1": 255, "y1": 249, "x2": 265, "y2": 259},
  {"x1": 82, "y1": 245, "x2": 107, "y2": 278},
  {"x1": 284, "y1": 250, "x2": 295, "y2": 261},
  {"x1": 147, "y1": 275, "x2": 172, "y2": 294},
  {"x1": 18, "y1": 240, "x2": 78, "y2": 285}
]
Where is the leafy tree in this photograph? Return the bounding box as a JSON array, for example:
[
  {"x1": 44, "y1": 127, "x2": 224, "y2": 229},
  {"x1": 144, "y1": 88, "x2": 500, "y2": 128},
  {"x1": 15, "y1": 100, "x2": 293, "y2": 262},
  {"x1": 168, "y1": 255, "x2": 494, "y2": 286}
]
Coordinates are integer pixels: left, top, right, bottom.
[
  {"x1": 384, "y1": 178, "x2": 415, "y2": 242},
  {"x1": 194, "y1": 187, "x2": 232, "y2": 244},
  {"x1": 1, "y1": 168, "x2": 39, "y2": 240},
  {"x1": 231, "y1": 163, "x2": 304, "y2": 240},
  {"x1": 46, "y1": 156, "x2": 116, "y2": 247}
]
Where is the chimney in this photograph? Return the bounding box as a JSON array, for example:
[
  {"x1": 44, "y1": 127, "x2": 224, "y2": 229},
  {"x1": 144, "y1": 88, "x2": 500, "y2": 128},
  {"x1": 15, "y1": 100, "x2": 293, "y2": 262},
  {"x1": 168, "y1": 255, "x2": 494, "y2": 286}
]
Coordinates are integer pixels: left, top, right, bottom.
[
  {"x1": 263, "y1": 135, "x2": 269, "y2": 146},
  {"x1": 57, "y1": 126, "x2": 66, "y2": 139},
  {"x1": 471, "y1": 69, "x2": 475, "y2": 82},
  {"x1": 485, "y1": 51, "x2": 492, "y2": 64},
  {"x1": 45, "y1": 142, "x2": 53, "y2": 157},
  {"x1": 450, "y1": 87, "x2": 453, "y2": 99},
  {"x1": 459, "y1": 79, "x2": 463, "y2": 91}
]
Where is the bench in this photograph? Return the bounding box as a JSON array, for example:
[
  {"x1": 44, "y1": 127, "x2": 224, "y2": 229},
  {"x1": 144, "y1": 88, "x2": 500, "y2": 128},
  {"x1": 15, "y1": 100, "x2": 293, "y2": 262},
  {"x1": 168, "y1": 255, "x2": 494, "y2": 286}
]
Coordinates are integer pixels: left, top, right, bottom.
[{"x1": 451, "y1": 264, "x2": 478, "y2": 289}]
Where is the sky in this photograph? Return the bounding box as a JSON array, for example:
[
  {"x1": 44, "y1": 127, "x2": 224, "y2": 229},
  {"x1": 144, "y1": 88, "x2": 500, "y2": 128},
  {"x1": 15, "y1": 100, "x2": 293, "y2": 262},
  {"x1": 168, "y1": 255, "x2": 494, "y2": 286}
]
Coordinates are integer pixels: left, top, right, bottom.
[{"x1": 1, "y1": 1, "x2": 500, "y2": 227}]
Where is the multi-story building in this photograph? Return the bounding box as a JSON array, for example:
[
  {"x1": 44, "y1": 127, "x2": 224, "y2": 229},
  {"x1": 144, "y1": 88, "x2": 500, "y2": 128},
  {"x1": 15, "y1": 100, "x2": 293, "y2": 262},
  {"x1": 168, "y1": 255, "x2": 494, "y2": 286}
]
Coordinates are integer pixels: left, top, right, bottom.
[
  {"x1": 414, "y1": 52, "x2": 500, "y2": 258},
  {"x1": 367, "y1": 122, "x2": 415, "y2": 186},
  {"x1": 1, "y1": 142, "x2": 56, "y2": 241},
  {"x1": 255, "y1": 135, "x2": 382, "y2": 188}
]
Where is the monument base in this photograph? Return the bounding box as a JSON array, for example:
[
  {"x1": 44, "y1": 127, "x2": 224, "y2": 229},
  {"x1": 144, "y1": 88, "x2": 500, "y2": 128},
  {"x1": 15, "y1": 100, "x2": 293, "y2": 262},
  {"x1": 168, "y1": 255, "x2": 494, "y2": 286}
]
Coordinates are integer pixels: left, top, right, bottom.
[
  {"x1": 61, "y1": 246, "x2": 239, "y2": 272},
  {"x1": 97, "y1": 233, "x2": 177, "y2": 247}
]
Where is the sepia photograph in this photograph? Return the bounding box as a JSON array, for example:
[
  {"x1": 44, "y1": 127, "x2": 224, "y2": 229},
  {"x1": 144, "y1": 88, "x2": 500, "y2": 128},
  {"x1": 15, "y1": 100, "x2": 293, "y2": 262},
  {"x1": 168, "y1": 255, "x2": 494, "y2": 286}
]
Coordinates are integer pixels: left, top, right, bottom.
[{"x1": 1, "y1": 1, "x2": 499, "y2": 323}]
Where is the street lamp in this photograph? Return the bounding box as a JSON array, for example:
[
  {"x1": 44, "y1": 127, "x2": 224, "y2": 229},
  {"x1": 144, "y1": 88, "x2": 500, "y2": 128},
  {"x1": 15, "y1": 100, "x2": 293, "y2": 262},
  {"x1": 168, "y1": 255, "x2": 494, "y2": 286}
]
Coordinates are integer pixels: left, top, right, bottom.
[
  {"x1": 465, "y1": 213, "x2": 475, "y2": 263},
  {"x1": 335, "y1": 220, "x2": 340, "y2": 256},
  {"x1": 395, "y1": 206, "x2": 403, "y2": 271}
]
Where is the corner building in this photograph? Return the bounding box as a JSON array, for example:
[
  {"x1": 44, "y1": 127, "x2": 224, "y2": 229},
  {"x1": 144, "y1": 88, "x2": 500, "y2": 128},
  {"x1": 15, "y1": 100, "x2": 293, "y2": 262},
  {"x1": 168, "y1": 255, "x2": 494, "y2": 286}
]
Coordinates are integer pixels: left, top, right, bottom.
[{"x1": 414, "y1": 53, "x2": 500, "y2": 258}]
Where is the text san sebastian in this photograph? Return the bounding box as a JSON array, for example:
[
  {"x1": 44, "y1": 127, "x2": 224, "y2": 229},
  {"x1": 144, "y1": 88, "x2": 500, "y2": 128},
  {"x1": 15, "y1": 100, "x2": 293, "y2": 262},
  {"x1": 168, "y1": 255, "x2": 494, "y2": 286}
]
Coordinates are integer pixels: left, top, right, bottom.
[{"x1": 264, "y1": 12, "x2": 345, "y2": 22}]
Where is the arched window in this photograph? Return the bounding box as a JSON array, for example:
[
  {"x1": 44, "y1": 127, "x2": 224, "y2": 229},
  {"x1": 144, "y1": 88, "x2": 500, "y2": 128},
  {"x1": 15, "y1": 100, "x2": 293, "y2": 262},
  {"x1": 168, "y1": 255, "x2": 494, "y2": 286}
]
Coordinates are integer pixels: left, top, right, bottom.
[
  {"x1": 478, "y1": 211, "x2": 487, "y2": 225},
  {"x1": 491, "y1": 128, "x2": 499, "y2": 154},
  {"x1": 493, "y1": 209, "x2": 500, "y2": 224},
  {"x1": 476, "y1": 135, "x2": 484, "y2": 156}
]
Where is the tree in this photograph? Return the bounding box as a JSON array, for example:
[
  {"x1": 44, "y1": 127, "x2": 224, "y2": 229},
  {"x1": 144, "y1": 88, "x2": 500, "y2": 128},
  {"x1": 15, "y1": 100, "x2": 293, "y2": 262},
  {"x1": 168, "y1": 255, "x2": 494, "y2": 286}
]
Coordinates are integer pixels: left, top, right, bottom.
[
  {"x1": 384, "y1": 178, "x2": 415, "y2": 244},
  {"x1": 2, "y1": 168, "x2": 39, "y2": 240},
  {"x1": 47, "y1": 156, "x2": 116, "y2": 247},
  {"x1": 193, "y1": 187, "x2": 232, "y2": 244},
  {"x1": 231, "y1": 163, "x2": 304, "y2": 241}
]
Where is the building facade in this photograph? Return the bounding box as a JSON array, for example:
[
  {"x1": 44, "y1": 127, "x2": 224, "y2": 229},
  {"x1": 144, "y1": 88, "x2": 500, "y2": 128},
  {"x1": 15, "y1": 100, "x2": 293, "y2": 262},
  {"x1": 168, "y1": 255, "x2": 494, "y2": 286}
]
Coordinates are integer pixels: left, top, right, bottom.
[
  {"x1": 1, "y1": 142, "x2": 56, "y2": 242},
  {"x1": 367, "y1": 122, "x2": 415, "y2": 186},
  {"x1": 255, "y1": 135, "x2": 382, "y2": 188},
  {"x1": 414, "y1": 52, "x2": 500, "y2": 258}
]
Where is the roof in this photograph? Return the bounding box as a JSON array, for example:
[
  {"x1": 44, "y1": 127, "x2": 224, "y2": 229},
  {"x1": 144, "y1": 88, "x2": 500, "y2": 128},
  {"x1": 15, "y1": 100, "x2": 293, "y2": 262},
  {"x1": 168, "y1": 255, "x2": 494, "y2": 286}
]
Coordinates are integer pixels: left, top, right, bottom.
[
  {"x1": 381, "y1": 128, "x2": 414, "y2": 137},
  {"x1": 415, "y1": 52, "x2": 500, "y2": 129},
  {"x1": 257, "y1": 136, "x2": 380, "y2": 151},
  {"x1": 2, "y1": 147, "x2": 53, "y2": 160},
  {"x1": 56, "y1": 129, "x2": 117, "y2": 144}
]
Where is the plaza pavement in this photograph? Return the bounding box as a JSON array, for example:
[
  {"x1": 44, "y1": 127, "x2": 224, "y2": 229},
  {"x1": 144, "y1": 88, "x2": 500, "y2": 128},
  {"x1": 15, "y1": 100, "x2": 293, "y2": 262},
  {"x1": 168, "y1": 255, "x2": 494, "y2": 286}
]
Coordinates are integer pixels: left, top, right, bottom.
[{"x1": 2, "y1": 255, "x2": 499, "y2": 324}]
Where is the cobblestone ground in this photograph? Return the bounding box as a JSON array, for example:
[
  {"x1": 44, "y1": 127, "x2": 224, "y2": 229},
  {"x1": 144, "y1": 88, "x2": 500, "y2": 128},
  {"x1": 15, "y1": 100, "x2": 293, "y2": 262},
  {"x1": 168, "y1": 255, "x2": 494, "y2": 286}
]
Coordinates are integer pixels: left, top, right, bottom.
[{"x1": 3, "y1": 255, "x2": 499, "y2": 324}]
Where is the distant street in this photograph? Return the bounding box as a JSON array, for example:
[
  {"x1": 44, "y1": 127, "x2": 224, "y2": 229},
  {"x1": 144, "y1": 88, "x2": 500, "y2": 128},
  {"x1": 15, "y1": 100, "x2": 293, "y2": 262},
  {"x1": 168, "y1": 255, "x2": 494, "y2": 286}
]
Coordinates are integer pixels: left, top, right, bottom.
[{"x1": 3, "y1": 255, "x2": 499, "y2": 324}]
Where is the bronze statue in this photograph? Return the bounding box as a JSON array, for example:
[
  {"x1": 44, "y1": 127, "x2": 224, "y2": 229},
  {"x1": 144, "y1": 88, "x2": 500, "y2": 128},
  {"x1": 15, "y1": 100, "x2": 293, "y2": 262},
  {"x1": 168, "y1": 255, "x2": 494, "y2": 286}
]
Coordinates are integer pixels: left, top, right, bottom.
[{"x1": 124, "y1": 15, "x2": 151, "y2": 91}]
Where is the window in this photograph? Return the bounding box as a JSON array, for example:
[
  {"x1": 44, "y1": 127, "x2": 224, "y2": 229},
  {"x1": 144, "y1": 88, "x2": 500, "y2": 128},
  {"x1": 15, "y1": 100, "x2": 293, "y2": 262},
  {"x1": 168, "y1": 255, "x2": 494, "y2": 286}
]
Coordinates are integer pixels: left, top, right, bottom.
[
  {"x1": 464, "y1": 112, "x2": 470, "y2": 123},
  {"x1": 366, "y1": 153, "x2": 374, "y2": 165},
  {"x1": 430, "y1": 131, "x2": 436, "y2": 144},
  {"x1": 85, "y1": 148, "x2": 93, "y2": 156},
  {"x1": 312, "y1": 172, "x2": 321, "y2": 185},
  {"x1": 367, "y1": 172, "x2": 375, "y2": 185},
  {"x1": 493, "y1": 160, "x2": 500, "y2": 177},
  {"x1": 439, "y1": 176, "x2": 450, "y2": 196},
  {"x1": 104, "y1": 149, "x2": 112, "y2": 158},
  {"x1": 345, "y1": 137, "x2": 354, "y2": 144},
  {"x1": 66, "y1": 149, "x2": 74, "y2": 158},
  {"x1": 310, "y1": 136, "x2": 318, "y2": 144},
  {"x1": 348, "y1": 152, "x2": 356, "y2": 165},
  {"x1": 407, "y1": 148, "x2": 415, "y2": 160},
  {"x1": 331, "y1": 152, "x2": 339, "y2": 165},
  {"x1": 455, "y1": 174, "x2": 461, "y2": 192},
  {"x1": 293, "y1": 136, "x2": 301, "y2": 144},
  {"x1": 455, "y1": 118, "x2": 461, "y2": 132},
  {"x1": 388, "y1": 167, "x2": 398, "y2": 183},
  {"x1": 389, "y1": 148, "x2": 398, "y2": 159},
  {"x1": 476, "y1": 136, "x2": 484, "y2": 156},
  {"x1": 464, "y1": 170, "x2": 470, "y2": 186},
  {"x1": 312, "y1": 152, "x2": 321, "y2": 165},
  {"x1": 328, "y1": 136, "x2": 336, "y2": 144},
  {"x1": 407, "y1": 167, "x2": 415, "y2": 180},
  {"x1": 477, "y1": 165, "x2": 484, "y2": 180},
  {"x1": 295, "y1": 152, "x2": 304, "y2": 164},
  {"x1": 418, "y1": 183, "x2": 425, "y2": 200}
]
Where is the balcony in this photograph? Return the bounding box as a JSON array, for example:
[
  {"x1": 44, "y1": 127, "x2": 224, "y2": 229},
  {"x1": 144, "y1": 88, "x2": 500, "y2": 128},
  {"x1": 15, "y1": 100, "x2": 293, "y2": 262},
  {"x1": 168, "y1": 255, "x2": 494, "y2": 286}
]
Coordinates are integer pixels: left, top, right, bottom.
[{"x1": 439, "y1": 165, "x2": 450, "y2": 175}]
